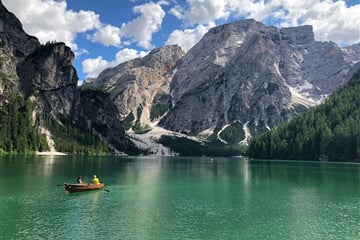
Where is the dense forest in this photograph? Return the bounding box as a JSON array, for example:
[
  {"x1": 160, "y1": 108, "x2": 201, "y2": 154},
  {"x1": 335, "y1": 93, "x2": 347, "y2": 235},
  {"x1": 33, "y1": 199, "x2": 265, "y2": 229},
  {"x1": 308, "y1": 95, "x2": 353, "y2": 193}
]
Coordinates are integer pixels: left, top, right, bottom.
[
  {"x1": 248, "y1": 70, "x2": 360, "y2": 162},
  {"x1": 44, "y1": 116, "x2": 110, "y2": 155},
  {"x1": 0, "y1": 95, "x2": 110, "y2": 155},
  {"x1": 0, "y1": 96, "x2": 49, "y2": 154}
]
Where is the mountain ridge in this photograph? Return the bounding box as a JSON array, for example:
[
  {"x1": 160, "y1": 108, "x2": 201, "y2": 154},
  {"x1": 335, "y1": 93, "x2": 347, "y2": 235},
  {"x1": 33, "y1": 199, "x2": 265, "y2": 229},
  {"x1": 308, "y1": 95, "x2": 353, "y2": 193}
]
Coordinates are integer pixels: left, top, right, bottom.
[
  {"x1": 159, "y1": 19, "x2": 359, "y2": 139},
  {"x1": 85, "y1": 18, "x2": 360, "y2": 153},
  {"x1": 249, "y1": 65, "x2": 360, "y2": 161},
  {"x1": 1, "y1": 0, "x2": 360, "y2": 155}
]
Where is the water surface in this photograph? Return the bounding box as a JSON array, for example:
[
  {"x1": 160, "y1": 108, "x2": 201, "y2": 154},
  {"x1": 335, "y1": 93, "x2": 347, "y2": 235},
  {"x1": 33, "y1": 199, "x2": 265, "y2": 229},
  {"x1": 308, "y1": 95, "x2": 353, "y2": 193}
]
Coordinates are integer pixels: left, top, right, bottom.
[{"x1": 0, "y1": 155, "x2": 359, "y2": 239}]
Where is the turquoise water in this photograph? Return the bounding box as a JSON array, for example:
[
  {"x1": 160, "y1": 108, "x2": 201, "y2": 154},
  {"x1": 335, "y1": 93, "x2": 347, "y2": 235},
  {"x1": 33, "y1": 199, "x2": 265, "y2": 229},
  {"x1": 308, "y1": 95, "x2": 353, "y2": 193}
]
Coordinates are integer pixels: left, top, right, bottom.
[{"x1": 0, "y1": 155, "x2": 359, "y2": 239}]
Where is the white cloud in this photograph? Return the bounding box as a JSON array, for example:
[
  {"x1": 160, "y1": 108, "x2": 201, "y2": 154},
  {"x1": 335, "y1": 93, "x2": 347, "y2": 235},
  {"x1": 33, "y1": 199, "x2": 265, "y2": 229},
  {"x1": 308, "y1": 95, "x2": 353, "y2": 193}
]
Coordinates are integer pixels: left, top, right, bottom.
[
  {"x1": 177, "y1": 0, "x2": 360, "y2": 46},
  {"x1": 2, "y1": 0, "x2": 100, "y2": 50},
  {"x1": 82, "y1": 56, "x2": 110, "y2": 78},
  {"x1": 120, "y1": 2, "x2": 166, "y2": 49},
  {"x1": 114, "y1": 48, "x2": 148, "y2": 63},
  {"x1": 157, "y1": 0, "x2": 170, "y2": 6},
  {"x1": 169, "y1": 4, "x2": 184, "y2": 19},
  {"x1": 184, "y1": 0, "x2": 231, "y2": 25},
  {"x1": 90, "y1": 24, "x2": 122, "y2": 47},
  {"x1": 166, "y1": 24, "x2": 213, "y2": 51},
  {"x1": 82, "y1": 48, "x2": 148, "y2": 78},
  {"x1": 89, "y1": 1, "x2": 166, "y2": 49},
  {"x1": 286, "y1": 1, "x2": 360, "y2": 45}
]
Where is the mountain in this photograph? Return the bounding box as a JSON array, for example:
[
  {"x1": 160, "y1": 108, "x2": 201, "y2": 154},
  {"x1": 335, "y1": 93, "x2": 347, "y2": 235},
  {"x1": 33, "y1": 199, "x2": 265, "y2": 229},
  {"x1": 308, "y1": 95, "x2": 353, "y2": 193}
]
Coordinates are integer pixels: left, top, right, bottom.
[
  {"x1": 85, "y1": 19, "x2": 360, "y2": 153},
  {"x1": 248, "y1": 65, "x2": 360, "y2": 162},
  {"x1": 2, "y1": 0, "x2": 360, "y2": 156},
  {"x1": 0, "y1": 0, "x2": 39, "y2": 104},
  {"x1": 0, "y1": 1, "x2": 129, "y2": 154},
  {"x1": 159, "y1": 20, "x2": 360, "y2": 143},
  {"x1": 83, "y1": 45, "x2": 185, "y2": 130}
]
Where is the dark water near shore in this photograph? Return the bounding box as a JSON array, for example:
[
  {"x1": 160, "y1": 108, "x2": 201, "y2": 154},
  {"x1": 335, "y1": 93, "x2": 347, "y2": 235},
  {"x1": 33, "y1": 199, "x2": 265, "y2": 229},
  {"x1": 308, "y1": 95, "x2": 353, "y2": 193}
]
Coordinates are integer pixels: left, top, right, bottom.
[{"x1": 0, "y1": 155, "x2": 359, "y2": 239}]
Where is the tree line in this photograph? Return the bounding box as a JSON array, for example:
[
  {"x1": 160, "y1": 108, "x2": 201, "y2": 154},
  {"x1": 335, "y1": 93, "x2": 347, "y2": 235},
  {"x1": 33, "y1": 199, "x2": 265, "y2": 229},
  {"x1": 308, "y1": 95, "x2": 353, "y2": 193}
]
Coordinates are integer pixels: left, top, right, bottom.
[
  {"x1": 0, "y1": 96, "x2": 48, "y2": 154},
  {"x1": 44, "y1": 116, "x2": 110, "y2": 155},
  {"x1": 0, "y1": 94, "x2": 110, "y2": 155},
  {"x1": 248, "y1": 70, "x2": 360, "y2": 162}
]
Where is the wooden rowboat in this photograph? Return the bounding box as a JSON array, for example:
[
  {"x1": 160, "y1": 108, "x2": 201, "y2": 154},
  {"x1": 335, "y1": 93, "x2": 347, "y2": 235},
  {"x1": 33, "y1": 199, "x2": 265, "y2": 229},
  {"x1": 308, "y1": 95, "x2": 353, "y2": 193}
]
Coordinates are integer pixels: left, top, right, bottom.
[{"x1": 64, "y1": 183, "x2": 105, "y2": 193}]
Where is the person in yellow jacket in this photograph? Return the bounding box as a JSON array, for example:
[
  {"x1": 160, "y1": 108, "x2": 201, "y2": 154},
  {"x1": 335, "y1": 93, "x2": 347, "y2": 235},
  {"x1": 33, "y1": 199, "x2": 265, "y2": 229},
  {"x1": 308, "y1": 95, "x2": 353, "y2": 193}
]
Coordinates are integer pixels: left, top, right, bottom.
[{"x1": 92, "y1": 175, "x2": 100, "y2": 185}]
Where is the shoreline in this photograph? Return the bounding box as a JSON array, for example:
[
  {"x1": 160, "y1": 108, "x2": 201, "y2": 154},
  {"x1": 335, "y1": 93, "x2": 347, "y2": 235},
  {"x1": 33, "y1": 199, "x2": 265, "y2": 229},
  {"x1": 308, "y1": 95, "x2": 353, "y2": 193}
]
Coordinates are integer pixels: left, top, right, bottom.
[{"x1": 36, "y1": 151, "x2": 67, "y2": 156}]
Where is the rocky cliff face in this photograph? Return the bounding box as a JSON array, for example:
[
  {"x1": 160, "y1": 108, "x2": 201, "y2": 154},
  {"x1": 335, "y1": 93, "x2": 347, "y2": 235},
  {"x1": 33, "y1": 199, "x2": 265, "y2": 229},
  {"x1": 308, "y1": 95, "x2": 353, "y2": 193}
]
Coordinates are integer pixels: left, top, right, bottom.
[
  {"x1": 1, "y1": 0, "x2": 79, "y2": 120},
  {"x1": 18, "y1": 42, "x2": 79, "y2": 116},
  {"x1": 83, "y1": 45, "x2": 185, "y2": 129},
  {"x1": 0, "y1": 1, "x2": 132, "y2": 154},
  {"x1": 159, "y1": 20, "x2": 360, "y2": 141},
  {"x1": 0, "y1": 39, "x2": 18, "y2": 104},
  {"x1": 0, "y1": 1, "x2": 39, "y2": 64},
  {"x1": 0, "y1": 0, "x2": 39, "y2": 104}
]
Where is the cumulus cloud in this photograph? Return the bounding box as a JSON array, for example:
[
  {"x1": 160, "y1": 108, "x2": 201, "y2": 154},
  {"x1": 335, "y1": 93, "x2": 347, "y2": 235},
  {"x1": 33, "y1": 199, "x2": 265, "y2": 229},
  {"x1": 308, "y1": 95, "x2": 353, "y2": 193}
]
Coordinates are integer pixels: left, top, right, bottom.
[
  {"x1": 89, "y1": 1, "x2": 166, "y2": 49},
  {"x1": 82, "y1": 56, "x2": 110, "y2": 79},
  {"x1": 120, "y1": 2, "x2": 166, "y2": 49},
  {"x1": 169, "y1": 4, "x2": 184, "y2": 19},
  {"x1": 171, "y1": 0, "x2": 360, "y2": 47},
  {"x1": 90, "y1": 24, "x2": 122, "y2": 47},
  {"x1": 2, "y1": 0, "x2": 100, "y2": 50},
  {"x1": 166, "y1": 24, "x2": 214, "y2": 51},
  {"x1": 285, "y1": 1, "x2": 360, "y2": 45},
  {"x1": 184, "y1": 0, "x2": 231, "y2": 25},
  {"x1": 3, "y1": 0, "x2": 168, "y2": 51},
  {"x1": 82, "y1": 48, "x2": 148, "y2": 78}
]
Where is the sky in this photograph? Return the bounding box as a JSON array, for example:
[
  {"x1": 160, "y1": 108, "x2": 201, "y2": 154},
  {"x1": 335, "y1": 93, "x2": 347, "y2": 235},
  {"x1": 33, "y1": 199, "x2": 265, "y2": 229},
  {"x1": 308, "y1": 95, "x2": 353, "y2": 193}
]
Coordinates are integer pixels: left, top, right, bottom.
[{"x1": 2, "y1": 0, "x2": 360, "y2": 83}]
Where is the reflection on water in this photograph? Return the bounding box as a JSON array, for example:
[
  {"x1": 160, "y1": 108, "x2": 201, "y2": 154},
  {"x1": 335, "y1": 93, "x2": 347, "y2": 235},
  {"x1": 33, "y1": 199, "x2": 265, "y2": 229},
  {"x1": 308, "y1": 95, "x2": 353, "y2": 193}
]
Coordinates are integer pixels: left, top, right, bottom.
[{"x1": 0, "y1": 156, "x2": 359, "y2": 239}]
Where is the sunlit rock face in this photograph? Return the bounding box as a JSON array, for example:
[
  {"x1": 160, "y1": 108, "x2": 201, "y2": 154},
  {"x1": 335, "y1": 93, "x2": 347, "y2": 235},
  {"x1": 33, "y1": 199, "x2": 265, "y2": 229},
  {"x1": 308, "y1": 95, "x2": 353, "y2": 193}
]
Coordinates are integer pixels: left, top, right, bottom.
[
  {"x1": 83, "y1": 45, "x2": 185, "y2": 128},
  {"x1": 159, "y1": 19, "x2": 360, "y2": 136},
  {"x1": 0, "y1": 1, "x2": 39, "y2": 104},
  {"x1": 0, "y1": 1, "x2": 39, "y2": 65}
]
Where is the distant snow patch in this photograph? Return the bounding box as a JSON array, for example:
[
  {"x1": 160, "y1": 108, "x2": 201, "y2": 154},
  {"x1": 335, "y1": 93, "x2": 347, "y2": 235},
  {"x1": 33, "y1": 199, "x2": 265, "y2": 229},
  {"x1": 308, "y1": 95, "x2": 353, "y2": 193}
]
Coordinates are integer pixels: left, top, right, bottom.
[
  {"x1": 239, "y1": 121, "x2": 251, "y2": 145},
  {"x1": 288, "y1": 86, "x2": 320, "y2": 107},
  {"x1": 217, "y1": 124, "x2": 230, "y2": 144},
  {"x1": 127, "y1": 123, "x2": 202, "y2": 156}
]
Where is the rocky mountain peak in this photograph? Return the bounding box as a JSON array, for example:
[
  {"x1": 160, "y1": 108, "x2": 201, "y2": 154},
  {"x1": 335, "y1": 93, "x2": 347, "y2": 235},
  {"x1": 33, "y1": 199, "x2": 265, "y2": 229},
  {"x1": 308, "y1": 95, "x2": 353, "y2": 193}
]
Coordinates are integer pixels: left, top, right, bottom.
[
  {"x1": 0, "y1": 1, "x2": 136, "y2": 154},
  {"x1": 280, "y1": 25, "x2": 314, "y2": 45},
  {"x1": 0, "y1": 1, "x2": 39, "y2": 63},
  {"x1": 83, "y1": 45, "x2": 185, "y2": 129},
  {"x1": 17, "y1": 42, "x2": 78, "y2": 116},
  {"x1": 159, "y1": 19, "x2": 360, "y2": 142}
]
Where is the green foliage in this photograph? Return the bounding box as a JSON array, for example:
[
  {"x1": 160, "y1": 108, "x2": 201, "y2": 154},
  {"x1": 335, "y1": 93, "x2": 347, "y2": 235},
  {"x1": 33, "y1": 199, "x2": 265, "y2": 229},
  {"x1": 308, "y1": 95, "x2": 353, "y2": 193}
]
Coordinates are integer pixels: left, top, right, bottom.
[
  {"x1": 128, "y1": 106, "x2": 153, "y2": 133},
  {"x1": 0, "y1": 37, "x2": 5, "y2": 48},
  {"x1": 150, "y1": 93, "x2": 171, "y2": 121},
  {"x1": 0, "y1": 71, "x2": 9, "y2": 85},
  {"x1": 0, "y1": 96, "x2": 49, "y2": 154},
  {"x1": 219, "y1": 122, "x2": 245, "y2": 144},
  {"x1": 44, "y1": 117, "x2": 109, "y2": 155},
  {"x1": 158, "y1": 135, "x2": 245, "y2": 157},
  {"x1": 292, "y1": 104, "x2": 309, "y2": 115},
  {"x1": 122, "y1": 112, "x2": 135, "y2": 131},
  {"x1": 132, "y1": 125, "x2": 152, "y2": 134},
  {"x1": 78, "y1": 86, "x2": 108, "y2": 96},
  {"x1": 248, "y1": 70, "x2": 360, "y2": 162}
]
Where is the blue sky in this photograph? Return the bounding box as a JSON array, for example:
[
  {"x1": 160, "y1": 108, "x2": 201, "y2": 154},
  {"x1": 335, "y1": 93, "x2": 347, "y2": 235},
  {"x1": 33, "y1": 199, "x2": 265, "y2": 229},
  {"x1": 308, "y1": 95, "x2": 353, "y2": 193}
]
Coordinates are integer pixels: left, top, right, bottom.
[{"x1": 2, "y1": 0, "x2": 360, "y2": 83}]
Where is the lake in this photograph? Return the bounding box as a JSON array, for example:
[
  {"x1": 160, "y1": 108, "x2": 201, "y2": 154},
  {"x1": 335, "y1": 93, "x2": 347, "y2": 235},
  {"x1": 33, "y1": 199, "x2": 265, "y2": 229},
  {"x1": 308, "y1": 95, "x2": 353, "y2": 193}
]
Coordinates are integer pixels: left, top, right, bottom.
[{"x1": 0, "y1": 155, "x2": 359, "y2": 239}]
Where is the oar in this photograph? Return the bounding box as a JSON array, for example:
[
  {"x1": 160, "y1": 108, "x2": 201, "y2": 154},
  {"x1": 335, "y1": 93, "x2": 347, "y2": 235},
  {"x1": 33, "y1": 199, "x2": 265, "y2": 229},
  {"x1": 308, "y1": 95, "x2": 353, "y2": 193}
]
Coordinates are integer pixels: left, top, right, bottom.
[
  {"x1": 104, "y1": 188, "x2": 110, "y2": 192},
  {"x1": 57, "y1": 184, "x2": 64, "y2": 186}
]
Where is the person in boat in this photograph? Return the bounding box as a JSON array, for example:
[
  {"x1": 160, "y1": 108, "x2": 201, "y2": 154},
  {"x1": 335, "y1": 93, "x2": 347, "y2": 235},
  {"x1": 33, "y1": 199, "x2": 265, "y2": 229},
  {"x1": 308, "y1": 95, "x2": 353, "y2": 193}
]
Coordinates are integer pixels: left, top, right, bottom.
[
  {"x1": 92, "y1": 175, "x2": 100, "y2": 185},
  {"x1": 76, "y1": 176, "x2": 82, "y2": 184}
]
